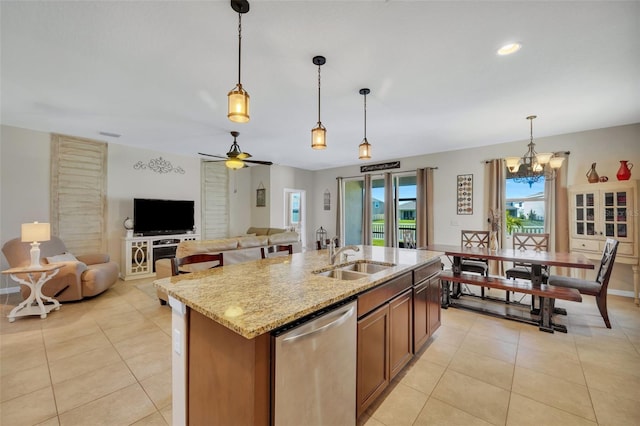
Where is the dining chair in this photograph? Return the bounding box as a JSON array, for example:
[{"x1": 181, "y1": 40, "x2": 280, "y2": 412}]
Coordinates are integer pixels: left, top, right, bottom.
[
  {"x1": 316, "y1": 239, "x2": 332, "y2": 250},
  {"x1": 547, "y1": 238, "x2": 619, "y2": 328},
  {"x1": 505, "y1": 233, "x2": 550, "y2": 304},
  {"x1": 402, "y1": 230, "x2": 416, "y2": 249},
  {"x1": 171, "y1": 253, "x2": 224, "y2": 276},
  {"x1": 459, "y1": 230, "x2": 490, "y2": 298},
  {"x1": 460, "y1": 230, "x2": 490, "y2": 276},
  {"x1": 261, "y1": 244, "x2": 293, "y2": 259}
]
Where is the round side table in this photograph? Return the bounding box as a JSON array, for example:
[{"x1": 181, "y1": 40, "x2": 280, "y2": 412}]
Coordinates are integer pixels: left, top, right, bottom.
[{"x1": 2, "y1": 264, "x2": 62, "y2": 322}]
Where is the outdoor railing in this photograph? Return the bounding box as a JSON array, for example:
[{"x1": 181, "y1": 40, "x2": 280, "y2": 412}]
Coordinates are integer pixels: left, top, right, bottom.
[{"x1": 372, "y1": 223, "x2": 417, "y2": 246}]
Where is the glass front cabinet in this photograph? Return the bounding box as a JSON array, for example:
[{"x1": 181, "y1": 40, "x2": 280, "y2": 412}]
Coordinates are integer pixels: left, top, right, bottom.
[{"x1": 569, "y1": 179, "x2": 639, "y2": 305}]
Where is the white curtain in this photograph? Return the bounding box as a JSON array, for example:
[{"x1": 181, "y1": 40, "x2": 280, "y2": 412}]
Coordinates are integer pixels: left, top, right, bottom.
[
  {"x1": 485, "y1": 159, "x2": 506, "y2": 275},
  {"x1": 362, "y1": 174, "x2": 372, "y2": 245},
  {"x1": 384, "y1": 172, "x2": 396, "y2": 247},
  {"x1": 416, "y1": 168, "x2": 435, "y2": 247},
  {"x1": 336, "y1": 177, "x2": 344, "y2": 245}
]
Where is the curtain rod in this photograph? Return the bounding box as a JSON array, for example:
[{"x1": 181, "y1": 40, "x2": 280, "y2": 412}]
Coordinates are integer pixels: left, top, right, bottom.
[{"x1": 336, "y1": 167, "x2": 438, "y2": 180}]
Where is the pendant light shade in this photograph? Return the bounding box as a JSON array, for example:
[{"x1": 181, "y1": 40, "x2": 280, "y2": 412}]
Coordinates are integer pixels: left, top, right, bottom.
[
  {"x1": 358, "y1": 88, "x2": 371, "y2": 160},
  {"x1": 227, "y1": 1, "x2": 250, "y2": 123},
  {"x1": 311, "y1": 56, "x2": 327, "y2": 150}
]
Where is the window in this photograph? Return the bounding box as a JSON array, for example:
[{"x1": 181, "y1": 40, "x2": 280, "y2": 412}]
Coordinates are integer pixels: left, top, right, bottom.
[{"x1": 505, "y1": 177, "x2": 545, "y2": 235}]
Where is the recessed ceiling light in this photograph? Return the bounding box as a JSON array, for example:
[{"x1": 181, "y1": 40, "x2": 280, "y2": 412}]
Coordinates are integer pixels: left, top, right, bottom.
[{"x1": 497, "y1": 42, "x2": 522, "y2": 56}]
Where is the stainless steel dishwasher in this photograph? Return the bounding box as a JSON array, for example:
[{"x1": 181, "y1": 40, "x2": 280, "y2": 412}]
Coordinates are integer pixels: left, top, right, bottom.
[{"x1": 272, "y1": 299, "x2": 357, "y2": 426}]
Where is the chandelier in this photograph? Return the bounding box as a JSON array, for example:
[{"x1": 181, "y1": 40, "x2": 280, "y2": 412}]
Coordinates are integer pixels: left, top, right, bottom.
[{"x1": 505, "y1": 115, "x2": 564, "y2": 187}]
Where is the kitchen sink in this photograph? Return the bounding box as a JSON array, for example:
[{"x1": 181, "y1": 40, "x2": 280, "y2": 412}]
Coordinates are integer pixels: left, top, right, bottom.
[
  {"x1": 313, "y1": 261, "x2": 395, "y2": 280},
  {"x1": 337, "y1": 261, "x2": 394, "y2": 274},
  {"x1": 314, "y1": 269, "x2": 368, "y2": 280}
]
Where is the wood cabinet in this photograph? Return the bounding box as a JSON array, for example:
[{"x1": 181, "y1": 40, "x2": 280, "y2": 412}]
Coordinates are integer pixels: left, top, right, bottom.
[
  {"x1": 413, "y1": 260, "x2": 442, "y2": 353},
  {"x1": 356, "y1": 272, "x2": 413, "y2": 417},
  {"x1": 569, "y1": 180, "x2": 639, "y2": 305}
]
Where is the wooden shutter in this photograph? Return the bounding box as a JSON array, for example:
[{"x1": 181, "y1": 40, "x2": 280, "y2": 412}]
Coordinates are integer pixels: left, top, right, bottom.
[
  {"x1": 51, "y1": 134, "x2": 107, "y2": 254},
  {"x1": 202, "y1": 162, "x2": 229, "y2": 239}
]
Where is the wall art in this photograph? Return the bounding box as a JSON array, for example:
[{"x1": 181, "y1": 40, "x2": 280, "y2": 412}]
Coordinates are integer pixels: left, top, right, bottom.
[
  {"x1": 457, "y1": 174, "x2": 473, "y2": 215},
  {"x1": 133, "y1": 157, "x2": 185, "y2": 174}
]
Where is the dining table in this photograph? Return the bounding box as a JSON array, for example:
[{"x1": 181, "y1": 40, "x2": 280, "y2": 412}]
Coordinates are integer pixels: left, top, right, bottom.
[
  {"x1": 421, "y1": 244, "x2": 595, "y2": 332},
  {"x1": 423, "y1": 244, "x2": 594, "y2": 285}
]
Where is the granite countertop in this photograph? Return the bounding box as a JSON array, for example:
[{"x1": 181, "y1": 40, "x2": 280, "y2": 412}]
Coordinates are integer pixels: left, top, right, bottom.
[{"x1": 153, "y1": 245, "x2": 442, "y2": 339}]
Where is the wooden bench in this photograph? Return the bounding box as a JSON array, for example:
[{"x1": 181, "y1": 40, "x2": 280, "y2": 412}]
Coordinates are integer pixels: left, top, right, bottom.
[{"x1": 439, "y1": 270, "x2": 582, "y2": 333}]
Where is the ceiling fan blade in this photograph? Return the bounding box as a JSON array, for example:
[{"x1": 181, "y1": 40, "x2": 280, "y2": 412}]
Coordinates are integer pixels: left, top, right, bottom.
[
  {"x1": 198, "y1": 152, "x2": 227, "y2": 160},
  {"x1": 244, "y1": 159, "x2": 273, "y2": 166}
]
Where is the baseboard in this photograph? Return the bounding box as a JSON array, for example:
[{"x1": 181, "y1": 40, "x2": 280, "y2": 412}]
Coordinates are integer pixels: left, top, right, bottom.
[
  {"x1": 0, "y1": 286, "x2": 20, "y2": 295},
  {"x1": 608, "y1": 289, "x2": 635, "y2": 298}
]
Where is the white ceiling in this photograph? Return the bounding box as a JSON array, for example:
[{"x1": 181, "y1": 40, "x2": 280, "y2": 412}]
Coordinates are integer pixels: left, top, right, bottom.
[{"x1": 1, "y1": 1, "x2": 639, "y2": 171}]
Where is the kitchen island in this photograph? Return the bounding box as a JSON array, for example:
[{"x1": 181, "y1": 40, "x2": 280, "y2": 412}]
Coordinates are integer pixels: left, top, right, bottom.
[{"x1": 154, "y1": 245, "x2": 442, "y2": 425}]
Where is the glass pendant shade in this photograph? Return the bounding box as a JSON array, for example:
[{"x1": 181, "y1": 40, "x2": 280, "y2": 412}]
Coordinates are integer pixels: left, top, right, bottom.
[
  {"x1": 505, "y1": 156, "x2": 521, "y2": 172},
  {"x1": 311, "y1": 124, "x2": 327, "y2": 150},
  {"x1": 225, "y1": 158, "x2": 244, "y2": 169},
  {"x1": 536, "y1": 152, "x2": 553, "y2": 165},
  {"x1": 358, "y1": 139, "x2": 371, "y2": 160},
  {"x1": 228, "y1": 84, "x2": 250, "y2": 123},
  {"x1": 549, "y1": 156, "x2": 565, "y2": 169}
]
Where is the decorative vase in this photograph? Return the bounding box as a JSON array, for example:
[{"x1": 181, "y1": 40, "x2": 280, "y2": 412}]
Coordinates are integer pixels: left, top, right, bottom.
[
  {"x1": 616, "y1": 160, "x2": 633, "y2": 181},
  {"x1": 490, "y1": 231, "x2": 499, "y2": 251},
  {"x1": 586, "y1": 163, "x2": 599, "y2": 183}
]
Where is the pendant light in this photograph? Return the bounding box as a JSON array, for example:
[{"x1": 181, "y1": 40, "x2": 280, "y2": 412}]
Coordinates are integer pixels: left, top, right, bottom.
[
  {"x1": 358, "y1": 88, "x2": 372, "y2": 160},
  {"x1": 227, "y1": 0, "x2": 250, "y2": 123},
  {"x1": 311, "y1": 56, "x2": 327, "y2": 150}
]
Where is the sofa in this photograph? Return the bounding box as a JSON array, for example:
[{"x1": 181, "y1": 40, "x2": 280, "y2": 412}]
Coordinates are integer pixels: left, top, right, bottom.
[
  {"x1": 2, "y1": 236, "x2": 119, "y2": 302},
  {"x1": 155, "y1": 228, "x2": 301, "y2": 303}
]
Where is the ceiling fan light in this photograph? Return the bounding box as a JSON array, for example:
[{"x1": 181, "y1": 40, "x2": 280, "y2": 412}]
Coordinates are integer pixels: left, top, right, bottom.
[
  {"x1": 225, "y1": 158, "x2": 245, "y2": 169},
  {"x1": 227, "y1": 84, "x2": 250, "y2": 123},
  {"x1": 358, "y1": 139, "x2": 371, "y2": 160},
  {"x1": 311, "y1": 124, "x2": 327, "y2": 150}
]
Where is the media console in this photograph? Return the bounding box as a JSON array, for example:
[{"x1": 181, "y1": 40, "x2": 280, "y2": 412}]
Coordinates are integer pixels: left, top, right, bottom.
[{"x1": 121, "y1": 233, "x2": 200, "y2": 280}]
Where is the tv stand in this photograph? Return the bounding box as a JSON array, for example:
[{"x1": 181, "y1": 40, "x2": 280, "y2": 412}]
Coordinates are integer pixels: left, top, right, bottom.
[{"x1": 121, "y1": 233, "x2": 200, "y2": 280}]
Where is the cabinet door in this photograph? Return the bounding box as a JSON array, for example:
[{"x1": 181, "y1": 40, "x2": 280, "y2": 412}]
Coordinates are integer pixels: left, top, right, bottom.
[
  {"x1": 427, "y1": 277, "x2": 442, "y2": 336},
  {"x1": 389, "y1": 289, "x2": 413, "y2": 379},
  {"x1": 601, "y1": 189, "x2": 634, "y2": 243},
  {"x1": 357, "y1": 304, "x2": 389, "y2": 418},
  {"x1": 413, "y1": 281, "x2": 429, "y2": 353},
  {"x1": 571, "y1": 190, "x2": 600, "y2": 240}
]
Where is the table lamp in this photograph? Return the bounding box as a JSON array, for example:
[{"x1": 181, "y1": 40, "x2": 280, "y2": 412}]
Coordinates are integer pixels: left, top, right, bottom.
[{"x1": 21, "y1": 222, "x2": 51, "y2": 269}]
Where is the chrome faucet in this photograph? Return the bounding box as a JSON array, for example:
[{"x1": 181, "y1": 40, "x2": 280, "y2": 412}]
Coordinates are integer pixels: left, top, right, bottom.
[
  {"x1": 328, "y1": 236, "x2": 339, "y2": 262},
  {"x1": 331, "y1": 245, "x2": 360, "y2": 265}
]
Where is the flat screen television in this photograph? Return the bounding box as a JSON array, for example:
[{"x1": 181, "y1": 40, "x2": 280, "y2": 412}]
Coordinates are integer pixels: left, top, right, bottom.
[{"x1": 133, "y1": 198, "x2": 195, "y2": 236}]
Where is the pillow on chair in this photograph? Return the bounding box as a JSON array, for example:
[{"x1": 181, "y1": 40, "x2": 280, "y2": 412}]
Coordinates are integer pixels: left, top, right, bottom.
[{"x1": 46, "y1": 252, "x2": 78, "y2": 263}]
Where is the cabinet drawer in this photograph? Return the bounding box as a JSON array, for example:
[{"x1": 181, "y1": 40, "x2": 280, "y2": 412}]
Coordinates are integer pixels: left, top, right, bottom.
[
  {"x1": 413, "y1": 260, "x2": 440, "y2": 284},
  {"x1": 613, "y1": 242, "x2": 635, "y2": 256},
  {"x1": 571, "y1": 239, "x2": 599, "y2": 252},
  {"x1": 358, "y1": 272, "x2": 412, "y2": 318}
]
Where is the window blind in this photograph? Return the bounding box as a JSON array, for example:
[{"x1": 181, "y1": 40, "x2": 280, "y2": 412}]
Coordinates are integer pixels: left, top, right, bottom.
[
  {"x1": 201, "y1": 162, "x2": 229, "y2": 239},
  {"x1": 50, "y1": 134, "x2": 107, "y2": 254}
]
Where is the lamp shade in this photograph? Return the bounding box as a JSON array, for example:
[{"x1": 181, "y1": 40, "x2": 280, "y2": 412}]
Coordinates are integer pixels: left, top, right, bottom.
[
  {"x1": 536, "y1": 152, "x2": 553, "y2": 165},
  {"x1": 549, "y1": 156, "x2": 565, "y2": 169},
  {"x1": 358, "y1": 139, "x2": 371, "y2": 160},
  {"x1": 21, "y1": 222, "x2": 50, "y2": 242},
  {"x1": 505, "y1": 157, "x2": 521, "y2": 172},
  {"x1": 311, "y1": 125, "x2": 327, "y2": 150},
  {"x1": 227, "y1": 84, "x2": 250, "y2": 123}
]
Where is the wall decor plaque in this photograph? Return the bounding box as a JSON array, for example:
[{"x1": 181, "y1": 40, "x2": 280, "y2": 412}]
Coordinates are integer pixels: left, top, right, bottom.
[
  {"x1": 457, "y1": 174, "x2": 473, "y2": 215},
  {"x1": 360, "y1": 161, "x2": 400, "y2": 173}
]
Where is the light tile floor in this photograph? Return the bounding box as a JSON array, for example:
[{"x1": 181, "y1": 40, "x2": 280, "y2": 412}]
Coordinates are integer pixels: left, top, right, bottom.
[{"x1": 1, "y1": 279, "x2": 639, "y2": 425}]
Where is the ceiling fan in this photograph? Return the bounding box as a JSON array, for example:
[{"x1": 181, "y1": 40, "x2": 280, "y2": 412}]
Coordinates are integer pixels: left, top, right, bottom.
[{"x1": 199, "y1": 131, "x2": 273, "y2": 169}]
